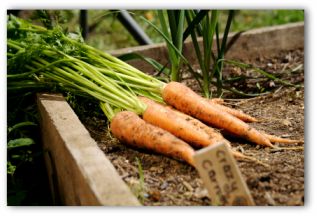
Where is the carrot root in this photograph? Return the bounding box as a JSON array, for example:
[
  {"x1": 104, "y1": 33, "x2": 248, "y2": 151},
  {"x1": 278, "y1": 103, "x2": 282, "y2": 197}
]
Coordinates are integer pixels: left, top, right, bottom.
[
  {"x1": 165, "y1": 105, "x2": 227, "y2": 143},
  {"x1": 162, "y1": 82, "x2": 273, "y2": 148},
  {"x1": 264, "y1": 133, "x2": 304, "y2": 145},
  {"x1": 140, "y1": 96, "x2": 225, "y2": 148},
  {"x1": 110, "y1": 111, "x2": 196, "y2": 166},
  {"x1": 210, "y1": 98, "x2": 225, "y2": 105},
  {"x1": 269, "y1": 146, "x2": 304, "y2": 152},
  {"x1": 232, "y1": 150, "x2": 269, "y2": 168},
  {"x1": 208, "y1": 100, "x2": 258, "y2": 122}
]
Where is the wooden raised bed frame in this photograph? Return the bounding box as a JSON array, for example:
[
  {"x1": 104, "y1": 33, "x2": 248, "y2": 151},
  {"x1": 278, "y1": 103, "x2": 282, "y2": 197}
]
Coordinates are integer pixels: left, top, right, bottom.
[{"x1": 37, "y1": 22, "x2": 304, "y2": 206}]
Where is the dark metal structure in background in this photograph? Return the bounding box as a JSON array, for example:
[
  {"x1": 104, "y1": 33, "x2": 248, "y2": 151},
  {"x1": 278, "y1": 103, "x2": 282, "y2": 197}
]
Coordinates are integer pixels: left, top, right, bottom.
[
  {"x1": 79, "y1": 10, "x2": 89, "y2": 40},
  {"x1": 7, "y1": 10, "x2": 20, "y2": 16},
  {"x1": 80, "y1": 10, "x2": 152, "y2": 45},
  {"x1": 114, "y1": 10, "x2": 153, "y2": 45}
]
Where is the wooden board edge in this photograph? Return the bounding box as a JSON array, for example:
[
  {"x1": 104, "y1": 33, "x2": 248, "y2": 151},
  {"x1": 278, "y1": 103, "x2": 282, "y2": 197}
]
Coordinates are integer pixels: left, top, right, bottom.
[{"x1": 37, "y1": 93, "x2": 141, "y2": 206}]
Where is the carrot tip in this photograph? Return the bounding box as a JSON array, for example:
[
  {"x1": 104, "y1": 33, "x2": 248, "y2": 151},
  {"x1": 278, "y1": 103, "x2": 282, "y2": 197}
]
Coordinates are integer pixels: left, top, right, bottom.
[
  {"x1": 269, "y1": 146, "x2": 304, "y2": 152},
  {"x1": 233, "y1": 151, "x2": 269, "y2": 168},
  {"x1": 275, "y1": 141, "x2": 305, "y2": 145}
]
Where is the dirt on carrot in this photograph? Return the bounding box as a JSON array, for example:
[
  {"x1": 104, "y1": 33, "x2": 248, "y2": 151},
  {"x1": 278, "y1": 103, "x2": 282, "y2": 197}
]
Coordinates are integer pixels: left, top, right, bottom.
[
  {"x1": 207, "y1": 100, "x2": 258, "y2": 122},
  {"x1": 80, "y1": 49, "x2": 304, "y2": 206},
  {"x1": 162, "y1": 81, "x2": 273, "y2": 148},
  {"x1": 110, "y1": 111, "x2": 195, "y2": 166},
  {"x1": 140, "y1": 96, "x2": 226, "y2": 148}
]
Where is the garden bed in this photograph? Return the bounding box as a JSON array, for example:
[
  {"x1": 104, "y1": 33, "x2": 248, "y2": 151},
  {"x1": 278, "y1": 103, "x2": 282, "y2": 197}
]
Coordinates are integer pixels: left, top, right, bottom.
[
  {"x1": 81, "y1": 48, "x2": 304, "y2": 206},
  {"x1": 38, "y1": 23, "x2": 304, "y2": 206}
]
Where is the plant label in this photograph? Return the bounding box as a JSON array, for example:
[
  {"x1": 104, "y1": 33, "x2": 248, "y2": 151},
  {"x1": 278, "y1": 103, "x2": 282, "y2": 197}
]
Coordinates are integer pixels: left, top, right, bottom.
[{"x1": 193, "y1": 142, "x2": 255, "y2": 206}]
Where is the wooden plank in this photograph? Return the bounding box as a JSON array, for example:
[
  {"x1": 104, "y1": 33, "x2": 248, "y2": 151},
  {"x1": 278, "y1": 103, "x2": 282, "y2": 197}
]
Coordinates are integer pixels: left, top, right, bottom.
[
  {"x1": 193, "y1": 142, "x2": 255, "y2": 206},
  {"x1": 37, "y1": 93, "x2": 141, "y2": 206},
  {"x1": 110, "y1": 22, "x2": 304, "y2": 73}
]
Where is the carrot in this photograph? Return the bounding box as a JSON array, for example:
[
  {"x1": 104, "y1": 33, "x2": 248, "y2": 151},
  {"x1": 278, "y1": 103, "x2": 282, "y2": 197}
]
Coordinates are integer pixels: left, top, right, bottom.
[
  {"x1": 110, "y1": 111, "x2": 195, "y2": 166},
  {"x1": 175, "y1": 109, "x2": 269, "y2": 166},
  {"x1": 140, "y1": 96, "x2": 217, "y2": 148},
  {"x1": 164, "y1": 104, "x2": 229, "y2": 146},
  {"x1": 162, "y1": 82, "x2": 273, "y2": 148},
  {"x1": 208, "y1": 99, "x2": 302, "y2": 145},
  {"x1": 181, "y1": 110, "x2": 269, "y2": 166},
  {"x1": 263, "y1": 133, "x2": 304, "y2": 144},
  {"x1": 209, "y1": 98, "x2": 225, "y2": 104},
  {"x1": 208, "y1": 100, "x2": 303, "y2": 144},
  {"x1": 140, "y1": 97, "x2": 268, "y2": 166},
  {"x1": 208, "y1": 99, "x2": 258, "y2": 122}
]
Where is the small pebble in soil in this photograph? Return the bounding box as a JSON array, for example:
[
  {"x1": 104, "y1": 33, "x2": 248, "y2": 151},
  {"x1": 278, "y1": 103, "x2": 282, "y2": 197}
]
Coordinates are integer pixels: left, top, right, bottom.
[
  {"x1": 160, "y1": 181, "x2": 169, "y2": 190},
  {"x1": 182, "y1": 181, "x2": 194, "y2": 192},
  {"x1": 269, "y1": 80, "x2": 276, "y2": 87},
  {"x1": 265, "y1": 192, "x2": 276, "y2": 206},
  {"x1": 193, "y1": 187, "x2": 209, "y2": 199}
]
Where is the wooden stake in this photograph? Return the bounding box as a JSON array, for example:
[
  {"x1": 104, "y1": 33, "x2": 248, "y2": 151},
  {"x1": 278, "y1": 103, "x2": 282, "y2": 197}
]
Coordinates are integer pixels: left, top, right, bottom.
[{"x1": 193, "y1": 142, "x2": 255, "y2": 206}]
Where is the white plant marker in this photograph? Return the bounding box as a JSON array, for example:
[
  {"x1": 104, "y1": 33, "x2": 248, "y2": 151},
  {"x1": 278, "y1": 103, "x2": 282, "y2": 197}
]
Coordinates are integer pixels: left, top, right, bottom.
[{"x1": 193, "y1": 141, "x2": 255, "y2": 206}]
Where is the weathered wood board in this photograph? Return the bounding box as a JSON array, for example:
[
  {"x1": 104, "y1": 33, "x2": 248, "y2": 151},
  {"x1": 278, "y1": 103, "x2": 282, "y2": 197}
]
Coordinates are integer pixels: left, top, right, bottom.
[{"x1": 37, "y1": 93, "x2": 140, "y2": 206}]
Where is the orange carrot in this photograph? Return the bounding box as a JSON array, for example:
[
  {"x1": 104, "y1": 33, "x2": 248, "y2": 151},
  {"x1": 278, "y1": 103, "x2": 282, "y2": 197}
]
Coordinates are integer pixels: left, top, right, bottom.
[
  {"x1": 110, "y1": 111, "x2": 195, "y2": 166},
  {"x1": 164, "y1": 104, "x2": 229, "y2": 146},
  {"x1": 209, "y1": 99, "x2": 302, "y2": 145},
  {"x1": 140, "y1": 97, "x2": 217, "y2": 148},
  {"x1": 162, "y1": 82, "x2": 273, "y2": 148},
  {"x1": 210, "y1": 98, "x2": 225, "y2": 104},
  {"x1": 139, "y1": 97, "x2": 268, "y2": 166},
  {"x1": 263, "y1": 133, "x2": 304, "y2": 144},
  {"x1": 208, "y1": 100, "x2": 258, "y2": 122},
  {"x1": 173, "y1": 109, "x2": 268, "y2": 166},
  {"x1": 208, "y1": 100, "x2": 303, "y2": 144}
]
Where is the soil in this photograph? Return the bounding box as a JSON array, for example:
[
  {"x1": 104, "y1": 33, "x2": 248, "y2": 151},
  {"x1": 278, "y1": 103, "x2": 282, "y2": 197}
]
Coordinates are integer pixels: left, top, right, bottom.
[{"x1": 80, "y1": 48, "x2": 304, "y2": 206}]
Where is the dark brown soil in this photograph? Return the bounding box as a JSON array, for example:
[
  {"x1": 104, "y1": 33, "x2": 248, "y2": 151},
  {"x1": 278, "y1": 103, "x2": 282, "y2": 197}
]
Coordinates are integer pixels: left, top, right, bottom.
[{"x1": 80, "y1": 49, "x2": 304, "y2": 206}]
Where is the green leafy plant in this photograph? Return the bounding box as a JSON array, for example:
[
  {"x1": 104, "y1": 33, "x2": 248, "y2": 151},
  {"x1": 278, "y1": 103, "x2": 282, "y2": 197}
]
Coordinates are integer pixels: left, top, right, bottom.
[
  {"x1": 185, "y1": 10, "x2": 219, "y2": 98},
  {"x1": 141, "y1": 10, "x2": 235, "y2": 98},
  {"x1": 7, "y1": 114, "x2": 39, "y2": 177},
  {"x1": 156, "y1": 10, "x2": 185, "y2": 81},
  {"x1": 7, "y1": 14, "x2": 166, "y2": 119},
  {"x1": 6, "y1": 116, "x2": 50, "y2": 205},
  {"x1": 140, "y1": 11, "x2": 201, "y2": 89},
  {"x1": 184, "y1": 10, "x2": 235, "y2": 98},
  {"x1": 135, "y1": 157, "x2": 146, "y2": 204},
  {"x1": 140, "y1": 10, "x2": 296, "y2": 98}
]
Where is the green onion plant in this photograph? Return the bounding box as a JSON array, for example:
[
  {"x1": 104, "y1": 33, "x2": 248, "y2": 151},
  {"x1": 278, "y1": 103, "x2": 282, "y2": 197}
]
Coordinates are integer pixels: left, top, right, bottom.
[
  {"x1": 156, "y1": 10, "x2": 185, "y2": 81},
  {"x1": 184, "y1": 10, "x2": 234, "y2": 98}
]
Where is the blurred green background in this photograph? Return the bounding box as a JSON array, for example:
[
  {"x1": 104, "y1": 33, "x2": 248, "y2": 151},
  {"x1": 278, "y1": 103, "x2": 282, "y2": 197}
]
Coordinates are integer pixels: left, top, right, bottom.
[{"x1": 18, "y1": 10, "x2": 304, "y2": 51}]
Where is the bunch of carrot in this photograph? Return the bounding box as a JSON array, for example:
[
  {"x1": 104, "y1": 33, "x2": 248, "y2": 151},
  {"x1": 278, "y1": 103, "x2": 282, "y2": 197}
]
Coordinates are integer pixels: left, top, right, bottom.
[
  {"x1": 105, "y1": 82, "x2": 303, "y2": 167},
  {"x1": 8, "y1": 15, "x2": 303, "y2": 168}
]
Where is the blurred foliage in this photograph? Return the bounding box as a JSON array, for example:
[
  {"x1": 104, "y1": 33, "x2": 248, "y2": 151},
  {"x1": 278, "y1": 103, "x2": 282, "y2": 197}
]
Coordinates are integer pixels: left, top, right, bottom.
[
  {"x1": 229, "y1": 10, "x2": 304, "y2": 31},
  {"x1": 85, "y1": 10, "x2": 304, "y2": 50},
  {"x1": 7, "y1": 92, "x2": 52, "y2": 205},
  {"x1": 15, "y1": 10, "x2": 304, "y2": 51}
]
